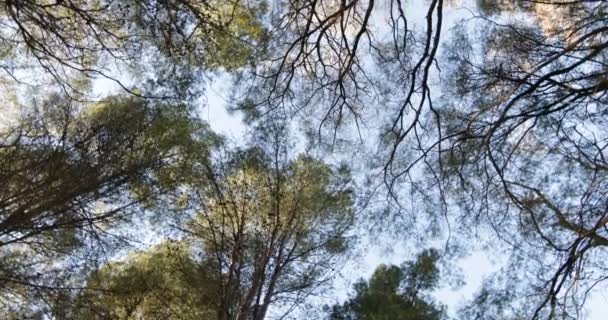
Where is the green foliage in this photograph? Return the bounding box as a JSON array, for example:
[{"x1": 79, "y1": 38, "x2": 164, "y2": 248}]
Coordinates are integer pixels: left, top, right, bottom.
[
  {"x1": 69, "y1": 146, "x2": 355, "y2": 320},
  {"x1": 185, "y1": 147, "x2": 355, "y2": 319},
  {"x1": 0, "y1": 93, "x2": 216, "y2": 243},
  {"x1": 73, "y1": 242, "x2": 217, "y2": 320},
  {"x1": 0, "y1": 93, "x2": 218, "y2": 314},
  {"x1": 189, "y1": 149, "x2": 354, "y2": 259},
  {"x1": 328, "y1": 249, "x2": 444, "y2": 320},
  {"x1": 136, "y1": 0, "x2": 267, "y2": 68}
]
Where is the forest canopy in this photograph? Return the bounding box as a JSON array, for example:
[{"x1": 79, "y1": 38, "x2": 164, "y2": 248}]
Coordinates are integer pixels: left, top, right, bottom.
[{"x1": 0, "y1": 0, "x2": 606, "y2": 319}]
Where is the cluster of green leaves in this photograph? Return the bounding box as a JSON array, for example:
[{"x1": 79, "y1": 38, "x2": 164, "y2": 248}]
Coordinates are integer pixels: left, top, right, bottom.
[
  {"x1": 73, "y1": 242, "x2": 216, "y2": 320},
  {"x1": 0, "y1": 94, "x2": 217, "y2": 316},
  {"x1": 59, "y1": 145, "x2": 355, "y2": 320},
  {"x1": 328, "y1": 249, "x2": 444, "y2": 320}
]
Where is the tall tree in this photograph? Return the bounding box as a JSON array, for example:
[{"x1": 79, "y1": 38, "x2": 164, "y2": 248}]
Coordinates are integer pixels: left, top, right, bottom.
[
  {"x1": 67, "y1": 136, "x2": 355, "y2": 320},
  {"x1": 0, "y1": 93, "x2": 217, "y2": 316},
  {"x1": 327, "y1": 249, "x2": 444, "y2": 320},
  {"x1": 186, "y1": 144, "x2": 355, "y2": 320}
]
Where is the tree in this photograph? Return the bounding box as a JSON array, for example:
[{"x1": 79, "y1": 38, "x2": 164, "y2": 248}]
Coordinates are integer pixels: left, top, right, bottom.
[
  {"x1": 185, "y1": 142, "x2": 355, "y2": 320},
  {"x1": 327, "y1": 249, "x2": 444, "y2": 320},
  {"x1": 66, "y1": 134, "x2": 355, "y2": 320},
  {"x1": 0, "y1": 93, "x2": 217, "y2": 316},
  {"x1": 235, "y1": 0, "x2": 445, "y2": 157}
]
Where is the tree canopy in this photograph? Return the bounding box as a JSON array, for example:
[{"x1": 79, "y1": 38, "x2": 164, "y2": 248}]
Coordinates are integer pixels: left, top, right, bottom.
[
  {"x1": 73, "y1": 241, "x2": 216, "y2": 320},
  {"x1": 0, "y1": 0, "x2": 267, "y2": 100},
  {"x1": 64, "y1": 143, "x2": 355, "y2": 320},
  {"x1": 1, "y1": 0, "x2": 607, "y2": 319},
  {"x1": 0, "y1": 94, "x2": 217, "y2": 317},
  {"x1": 328, "y1": 249, "x2": 444, "y2": 320}
]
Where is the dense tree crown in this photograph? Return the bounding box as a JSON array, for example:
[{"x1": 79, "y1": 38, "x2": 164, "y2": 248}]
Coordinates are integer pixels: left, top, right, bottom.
[
  {"x1": 0, "y1": 94, "x2": 217, "y2": 317},
  {"x1": 328, "y1": 249, "x2": 444, "y2": 320},
  {"x1": 0, "y1": 0, "x2": 606, "y2": 319},
  {"x1": 73, "y1": 242, "x2": 216, "y2": 319},
  {"x1": 64, "y1": 146, "x2": 355, "y2": 320},
  {"x1": 185, "y1": 148, "x2": 355, "y2": 320}
]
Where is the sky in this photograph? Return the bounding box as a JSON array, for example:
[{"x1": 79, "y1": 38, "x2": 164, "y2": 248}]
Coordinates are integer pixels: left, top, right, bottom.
[
  {"x1": 203, "y1": 78, "x2": 483, "y2": 318},
  {"x1": 0, "y1": 1, "x2": 604, "y2": 318},
  {"x1": 197, "y1": 1, "x2": 608, "y2": 318},
  {"x1": 82, "y1": 0, "x2": 608, "y2": 318},
  {"x1": 202, "y1": 69, "x2": 608, "y2": 320}
]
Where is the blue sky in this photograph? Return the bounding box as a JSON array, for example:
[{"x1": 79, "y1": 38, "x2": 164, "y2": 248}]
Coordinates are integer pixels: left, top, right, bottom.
[
  {"x1": 85, "y1": 1, "x2": 608, "y2": 317},
  {"x1": 196, "y1": 0, "x2": 608, "y2": 315},
  {"x1": 202, "y1": 74, "x2": 608, "y2": 320}
]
